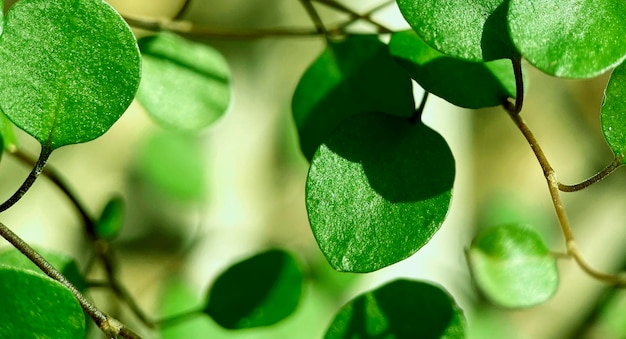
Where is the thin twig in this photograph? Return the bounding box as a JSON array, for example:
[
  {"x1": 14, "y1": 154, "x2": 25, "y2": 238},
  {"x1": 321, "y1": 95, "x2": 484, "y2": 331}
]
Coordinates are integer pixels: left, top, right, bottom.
[
  {"x1": 558, "y1": 155, "x2": 623, "y2": 192},
  {"x1": 0, "y1": 221, "x2": 143, "y2": 338},
  {"x1": 154, "y1": 307, "x2": 204, "y2": 329},
  {"x1": 503, "y1": 57, "x2": 524, "y2": 115},
  {"x1": 409, "y1": 91, "x2": 429, "y2": 124},
  {"x1": 313, "y1": 0, "x2": 392, "y2": 33},
  {"x1": 507, "y1": 111, "x2": 626, "y2": 286},
  {"x1": 299, "y1": 0, "x2": 329, "y2": 38},
  {"x1": 0, "y1": 147, "x2": 52, "y2": 212}
]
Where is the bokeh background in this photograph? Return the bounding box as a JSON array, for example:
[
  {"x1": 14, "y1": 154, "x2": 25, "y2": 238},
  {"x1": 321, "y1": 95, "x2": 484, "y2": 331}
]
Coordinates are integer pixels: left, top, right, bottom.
[{"x1": 1, "y1": 0, "x2": 625, "y2": 338}]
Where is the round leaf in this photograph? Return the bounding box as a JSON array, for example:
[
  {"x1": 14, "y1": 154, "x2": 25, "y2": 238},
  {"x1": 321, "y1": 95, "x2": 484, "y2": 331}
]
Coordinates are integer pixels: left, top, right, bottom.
[
  {"x1": 0, "y1": 0, "x2": 141, "y2": 149},
  {"x1": 204, "y1": 249, "x2": 303, "y2": 329},
  {"x1": 396, "y1": 0, "x2": 517, "y2": 62},
  {"x1": 137, "y1": 32, "x2": 231, "y2": 132},
  {"x1": 96, "y1": 195, "x2": 125, "y2": 240},
  {"x1": 508, "y1": 0, "x2": 626, "y2": 78},
  {"x1": 292, "y1": 35, "x2": 415, "y2": 161},
  {"x1": 467, "y1": 224, "x2": 559, "y2": 308},
  {"x1": 601, "y1": 60, "x2": 626, "y2": 160},
  {"x1": 0, "y1": 247, "x2": 86, "y2": 292},
  {"x1": 389, "y1": 30, "x2": 519, "y2": 109},
  {"x1": 306, "y1": 113, "x2": 455, "y2": 273},
  {"x1": 325, "y1": 279, "x2": 466, "y2": 339},
  {"x1": 0, "y1": 266, "x2": 85, "y2": 338}
]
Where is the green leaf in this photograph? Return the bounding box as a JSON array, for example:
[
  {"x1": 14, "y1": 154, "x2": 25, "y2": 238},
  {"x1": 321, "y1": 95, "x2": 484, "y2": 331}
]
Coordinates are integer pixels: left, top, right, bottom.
[
  {"x1": 135, "y1": 132, "x2": 206, "y2": 201},
  {"x1": 0, "y1": 110, "x2": 18, "y2": 153},
  {"x1": 0, "y1": 247, "x2": 86, "y2": 292},
  {"x1": 0, "y1": 0, "x2": 141, "y2": 149},
  {"x1": 306, "y1": 113, "x2": 455, "y2": 273},
  {"x1": 601, "y1": 61, "x2": 626, "y2": 160},
  {"x1": 95, "y1": 195, "x2": 125, "y2": 240},
  {"x1": 137, "y1": 32, "x2": 231, "y2": 132},
  {"x1": 389, "y1": 30, "x2": 519, "y2": 109},
  {"x1": 508, "y1": 0, "x2": 626, "y2": 78},
  {"x1": 325, "y1": 279, "x2": 466, "y2": 339},
  {"x1": 467, "y1": 224, "x2": 559, "y2": 308},
  {"x1": 0, "y1": 266, "x2": 85, "y2": 338},
  {"x1": 292, "y1": 35, "x2": 414, "y2": 161},
  {"x1": 396, "y1": 0, "x2": 517, "y2": 62},
  {"x1": 204, "y1": 249, "x2": 303, "y2": 329}
]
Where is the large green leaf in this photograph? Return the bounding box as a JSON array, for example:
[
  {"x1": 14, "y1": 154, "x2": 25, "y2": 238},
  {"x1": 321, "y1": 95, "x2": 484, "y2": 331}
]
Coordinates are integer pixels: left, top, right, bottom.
[
  {"x1": 0, "y1": 266, "x2": 85, "y2": 338},
  {"x1": 306, "y1": 113, "x2": 455, "y2": 273},
  {"x1": 0, "y1": 247, "x2": 86, "y2": 292},
  {"x1": 292, "y1": 35, "x2": 414, "y2": 161},
  {"x1": 467, "y1": 224, "x2": 559, "y2": 308},
  {"x1": 137, "y1": 33, "x2": 231, "y2": 132},
  {"x1": 0, "y1": 0, "x2": 140, "y2": 149},
  {"x1": 204, "y1": 249, "x2": 303, "y2": 329},
  {"x1": 325, "y1": 279, "x2": 465, "y2": 339},
  {"x1": 396, "y1": 0, "x2": 517, "y2": 62},
  {"x1": 508, "y1": 0, "x2": 626, "y2": 78},
  {"x1": 601, "y1": 61, "x2": 626, "y2": 160},
  {"x1": 389, "y1": 30, "x2": 519, "y2": 109}
]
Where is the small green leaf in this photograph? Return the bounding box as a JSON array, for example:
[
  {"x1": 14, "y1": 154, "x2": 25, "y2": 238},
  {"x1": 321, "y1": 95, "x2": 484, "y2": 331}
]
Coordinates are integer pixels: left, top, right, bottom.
[
  {"x1": 325, "y1": 279, "x2": 466, "y2": 339},
  {"x1": 0, "y1": 266, "x2": 85, "y2": 338},
  {"x1": 396, "y1": 0, "x2": 517, "y2": 62},
  {"x1": 389, "y1": 30, "x2": 519, "y2": 109},
  {"x1": 204, "y1": 249, "x2": 303, "y2": 329},
  {"x1": 306, "y1": 113, "x2": 455, "y2": 272},
  {"x1": 0, "y1": 247, "x2": 86, "y2": 292},
  {"x1": 601, "y1": 61, "x2": 626, "y2": 160},
  {"x1": 135, "y1": 132, "x2": 206, "y2": 201},
  {"x1": 0, "y1": 0, "x2": 140, "y2": 149},
  {"x1": 292, "y1": 35, "x2": 414, "y2": 161},
  {"x1": 95, "y1": 195, "x2": 125, "y2": 240},
  {"x1": 137, "y1": 33, "x2": 231, "y2": 132},
  {"x1": 0, "y1": 110, "x2": 18, "y2": 153},
  {"x1": 508, "y1": 0, "x2": 626, "y2": 78},
  {"x1": 467, "y1": 224, "x2": 559, "y2": 308}
]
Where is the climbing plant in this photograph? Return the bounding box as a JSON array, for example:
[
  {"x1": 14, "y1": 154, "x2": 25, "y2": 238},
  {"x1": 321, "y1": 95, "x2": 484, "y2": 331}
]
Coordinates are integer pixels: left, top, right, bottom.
[{"x1": 0, "y1": 0, "x2": 625, "y2": 338}]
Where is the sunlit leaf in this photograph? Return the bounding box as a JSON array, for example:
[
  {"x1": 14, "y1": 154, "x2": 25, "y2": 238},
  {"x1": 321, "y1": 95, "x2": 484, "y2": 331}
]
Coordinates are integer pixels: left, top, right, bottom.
[
  {"x1": 135, "y1": 132, "x2": 206, "y2": 201},
  {"x1": 0, "y1": 0, "x2": 140, "y2": 149},
  {"x1": 204, "y1": 249, "x2": 303, "y2": 329},
  {"x1": 467, "y1": 224, "x2": 558, "y2": 308},
  {"x1": 306, "y1": 113, "x2": 454, "y2": 272},
  {"x1": 508, "y1": 0, "x2": 626, "y2": 78},
  {"x1": 601, "y1": 61, "x2": 626, "y2": 161},
  {"x1": 95, "y1": 195, "x2": 125, "y2": 240},
  {"x1": 292, "y1": 35, "x2": 414, "y2": 161},
  {"x1": 0, "y1": 110, "x2": 18, "y2": 153},
  {"x1": 396, "y1": 0, "x2": 517, "y2": 62},
  {"x1": 0, "y1": 266, "x2": 85, "y2": 338},
  {"x1": 325, "y1": 279, "x2": 465, "y2": 339},
  {"x1": 137, "y1": 32, "x2": 231, "y2": 132},
  {"x1": 0, "y1": 247, "x2": 86, "y2": 292},
  {"x1": 389, "y1": 30, "x2": 519, "y2": 108}
]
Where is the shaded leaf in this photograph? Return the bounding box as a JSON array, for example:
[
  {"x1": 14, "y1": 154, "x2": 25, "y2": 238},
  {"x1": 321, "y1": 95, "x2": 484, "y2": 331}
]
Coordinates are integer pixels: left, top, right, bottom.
[
  {"x1": 389, "y1": 30, "x2": 519, "y2": 109},
  {"x1": 137, "y1": 32, "x2": 231, "y2": 132},
  {"x1": 306, "y1": 113, "x2": 454, "y2": 272},
  {"x1": 508, "y1": 0, "x2": 626, "y2": 78},
  {"x1": 0, "y1": 266, "x2": 85, "y2": 338},
  {"x1": 135, "y1": 132, "x2": 206, "y2": 201},
  {"x1": 467, "y1": 224, "x2": 559, "y2": 308},
  {"x1": 95, "y1": 195, "x2": 125, "y2": 240},
  {"x1": 396, "y1": 0, "x2": 517, "y2": 62},
  {"x1": 204, "y1": 249, "x2": 303, "y2": 329},
  {"x1": 292, "y1": 35, "x2": 414, "y2": 161},
  {"x1": 0, "y1": 110, "x2": 18, "y2": 153},
  {"x1": 601, "y1": 61, "x2": 626, "y2": 160},
  {"x1": 0, "y1": 247, "x2": 86, "y2": 292},
  {"x1": 325, "y1": 279, "x2": 465, "y2": 339},
  {"x1": 0, "y1": 0, "x2": 140, "y2": 149}
]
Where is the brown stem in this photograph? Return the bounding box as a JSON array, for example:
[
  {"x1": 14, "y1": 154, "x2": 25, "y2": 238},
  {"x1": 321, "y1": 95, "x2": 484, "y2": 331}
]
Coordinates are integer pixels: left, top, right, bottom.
[
  {"x1": 507, "y1": 111, "x2": 626, "y2": 286},
  {"x1": 313, "y1": 0, "x2": 392, "y2": 33},
  {"x1": 0, "y1": 147, "x2": 52, "y2": 212},
  {"x1": 558, "y1": 155, "x2": 623, "y2": 192},
  {"x1": 503, "y1": 58, "x2": 524, "y2": 115}
]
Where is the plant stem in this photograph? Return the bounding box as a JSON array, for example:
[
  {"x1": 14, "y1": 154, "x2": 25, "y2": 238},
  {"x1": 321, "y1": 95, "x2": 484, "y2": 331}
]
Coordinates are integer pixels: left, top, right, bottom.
[
  {"x1": 409, "y1": 91, "x2": 429, "y2": 124},
  {"x1": 507, "y1": 111, "x2": 626, "y2": 286},
  {"x1": 300, "y1": 0, "x2": 329, "y2": 38},
  {"x1": 503, "y1": 58, "x2": 524, "y2": 115},
  {"x1": 155, "y1": 307, "x2": 204, "y2": 328},
  {"x1": 558, "y1": 155, "x2": 623, "y2": 192},
  {"x1": 0, "y1": 221, "x2": 143, "y2": 338},
  {"x1": 313, "y1": 0, "x2": 392, "y2": 33},
  {"x1": 0, "y1": 147, "x2": 52, "y2": 213}
]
